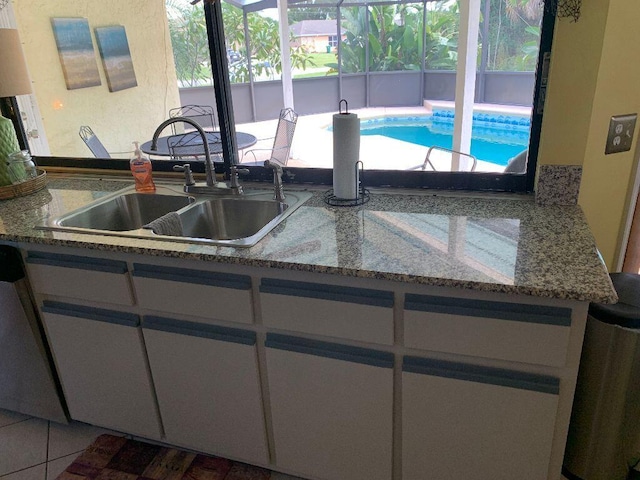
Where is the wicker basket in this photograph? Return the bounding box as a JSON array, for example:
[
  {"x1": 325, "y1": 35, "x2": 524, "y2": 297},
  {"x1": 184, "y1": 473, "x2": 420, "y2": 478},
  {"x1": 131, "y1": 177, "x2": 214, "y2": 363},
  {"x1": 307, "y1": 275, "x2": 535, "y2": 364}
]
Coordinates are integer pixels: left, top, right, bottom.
[{"x1": 0, "y1": 169, "x2": 47, "y2": 200}]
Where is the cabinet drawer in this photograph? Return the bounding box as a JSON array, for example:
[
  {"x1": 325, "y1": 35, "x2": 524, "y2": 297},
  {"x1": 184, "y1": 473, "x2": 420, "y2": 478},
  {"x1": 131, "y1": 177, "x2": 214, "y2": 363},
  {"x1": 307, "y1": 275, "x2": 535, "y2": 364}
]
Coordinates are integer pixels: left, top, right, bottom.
[
  {"x1": 266, "y1": 334, "x2": 394, "y2": 480},
  {"x1": 404, "y1": 294, "x2": 571, "y2": 367},
  {"x1": 41, "y1": 301, "x2": 162, "y2": 439},
  {"x1": 26, "y1": 251, "x2": 133, "y2": 305},
  {"x1": 260, "y1": 278, "x2": 394, "y2": 344},
  {"x1": 142, "y1": 316, "x2": 268, "y2": 464},
  {"x1": 402, "y1": 356, "x2": 559, "y2": 480},
  {"x1": 132, "y1": 264, "x2": 253, "y2": 324}
]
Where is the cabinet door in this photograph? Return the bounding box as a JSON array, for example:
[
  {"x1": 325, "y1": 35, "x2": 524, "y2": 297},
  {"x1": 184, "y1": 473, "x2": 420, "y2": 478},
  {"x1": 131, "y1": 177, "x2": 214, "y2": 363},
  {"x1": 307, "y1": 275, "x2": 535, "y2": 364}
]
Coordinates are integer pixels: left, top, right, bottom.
[
  {"x1": 41, "y1": 301, "x2": 161, "y2": 439},
  {"x1": 260, "y1": 278, "x2": 394, "y2": 344},
  {"x1": 27, "y1": 251, "x2": 133, "y2": 305},
  {"x1": 142, "y1": 316, "x2": 268, "y2": 465},
  {"x1": 132, "y1": 264, "x2": 253, "y2": 324},
  {"x1": 402, "y1": 356, "x2": 559, "y2": 480},
  {"x1": 266, "y1": 333, "x2": 394, "y2": 480}
]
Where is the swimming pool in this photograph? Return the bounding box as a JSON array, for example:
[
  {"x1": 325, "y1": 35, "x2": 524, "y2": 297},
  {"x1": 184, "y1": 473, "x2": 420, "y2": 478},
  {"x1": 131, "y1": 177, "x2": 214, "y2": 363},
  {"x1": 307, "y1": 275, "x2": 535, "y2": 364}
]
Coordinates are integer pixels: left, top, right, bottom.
[{"x1": 358, "y1": 111, "x2": 531, "y2": 166}]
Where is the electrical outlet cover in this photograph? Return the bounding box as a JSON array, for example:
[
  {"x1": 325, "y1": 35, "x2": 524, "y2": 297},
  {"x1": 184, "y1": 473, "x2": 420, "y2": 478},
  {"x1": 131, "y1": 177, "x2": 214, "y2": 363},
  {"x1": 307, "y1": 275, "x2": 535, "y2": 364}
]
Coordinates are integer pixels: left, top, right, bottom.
[{"x1": 606, "y1": 114, "x2": 637, "y2": 154}]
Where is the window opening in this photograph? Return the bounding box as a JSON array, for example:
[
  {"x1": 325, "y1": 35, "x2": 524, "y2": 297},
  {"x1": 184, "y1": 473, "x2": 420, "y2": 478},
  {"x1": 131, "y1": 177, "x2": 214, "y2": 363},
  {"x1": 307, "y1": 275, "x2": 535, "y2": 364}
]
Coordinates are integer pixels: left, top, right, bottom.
[{"x1": 15, "y1": 0, "x2": 555, "y2": 193}]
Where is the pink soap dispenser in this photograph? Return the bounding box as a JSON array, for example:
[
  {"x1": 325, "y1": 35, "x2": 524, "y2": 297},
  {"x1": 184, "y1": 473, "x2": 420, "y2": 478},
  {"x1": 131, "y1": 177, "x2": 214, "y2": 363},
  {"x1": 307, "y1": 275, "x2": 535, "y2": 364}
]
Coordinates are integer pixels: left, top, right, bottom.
[{"x1": 130, "y1": 142, "x2": 155, "y2": 192}]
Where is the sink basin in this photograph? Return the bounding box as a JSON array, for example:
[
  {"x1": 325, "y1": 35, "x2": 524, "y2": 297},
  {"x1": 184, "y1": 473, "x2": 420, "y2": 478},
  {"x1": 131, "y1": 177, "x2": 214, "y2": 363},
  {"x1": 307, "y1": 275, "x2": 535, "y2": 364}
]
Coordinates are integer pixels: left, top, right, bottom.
[
  {"x1": 177, "y1": 198, "x2": 286, "y2": 242},
  {"x1": 55, "y1": 192, "x2": 194, "y2": 231},
  {"x1": 39, "y1": 185, "x2": 311, "y2": 247}
]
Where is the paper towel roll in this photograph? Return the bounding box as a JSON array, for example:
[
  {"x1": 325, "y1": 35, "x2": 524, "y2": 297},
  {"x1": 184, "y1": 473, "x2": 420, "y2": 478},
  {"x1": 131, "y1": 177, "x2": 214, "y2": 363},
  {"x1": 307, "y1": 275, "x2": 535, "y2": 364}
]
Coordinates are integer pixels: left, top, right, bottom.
[{"x1": 333, "y1": 112, "x2": 360, "y2": 200}]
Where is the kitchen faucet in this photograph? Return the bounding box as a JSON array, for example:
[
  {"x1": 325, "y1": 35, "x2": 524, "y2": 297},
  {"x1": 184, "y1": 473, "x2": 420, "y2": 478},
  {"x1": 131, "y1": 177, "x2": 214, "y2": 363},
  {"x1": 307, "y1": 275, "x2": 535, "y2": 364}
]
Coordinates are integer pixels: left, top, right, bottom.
[{"x1": 150, "y1": 117, "x2": 248, "y2": 195}]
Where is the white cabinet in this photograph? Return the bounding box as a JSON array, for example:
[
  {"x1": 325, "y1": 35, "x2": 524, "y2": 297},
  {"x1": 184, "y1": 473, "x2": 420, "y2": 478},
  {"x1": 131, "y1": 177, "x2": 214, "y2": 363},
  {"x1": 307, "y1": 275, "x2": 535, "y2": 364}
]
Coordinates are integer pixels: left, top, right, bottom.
[
  {"x1": 26, "y1": 251, "x2": 134, "y2": 305},
  {"x1": 132, "y1": 264, "x2": 253, "y2": 324},
  {"x1": 40, "y1": 300, "x2": 162, "y2": 439},
  {"x1": 404, "y1": 293, "x2": 571, "y2": 367},
  {"x1": 260, "y1": 278, "x2": 394, "y2": 344},
  {"x1": 142, "y1": 316, "x2": 269, "y2": 465},
  {"x1": 402, "y1": 356, "x2": 559, "y2": 480},
  {"x1": 266, "y1": 333, "x2": 394, "y2": 480}
]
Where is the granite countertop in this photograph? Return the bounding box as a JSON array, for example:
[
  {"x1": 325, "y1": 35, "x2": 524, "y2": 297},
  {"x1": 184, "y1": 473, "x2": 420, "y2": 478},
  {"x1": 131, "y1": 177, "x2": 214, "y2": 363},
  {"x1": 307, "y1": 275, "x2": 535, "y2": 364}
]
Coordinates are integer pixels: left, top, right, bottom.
[{"x1": 0, "y1": 175, "x2": 617, "y2": 303}]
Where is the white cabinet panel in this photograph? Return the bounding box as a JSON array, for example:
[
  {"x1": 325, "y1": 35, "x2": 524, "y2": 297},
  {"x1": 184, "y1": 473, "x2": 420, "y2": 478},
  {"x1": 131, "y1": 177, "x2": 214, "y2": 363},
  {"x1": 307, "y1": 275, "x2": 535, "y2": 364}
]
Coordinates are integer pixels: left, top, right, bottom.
[
  {"x1": 132, "y1": 264, "x2": 253, "y2": 324},
  {"x1": 142, "y1": 316, "x2": 268, "y2": 465},
  {"x1": 404, "y1": 294, "x2": 571, "y2": 366},
  {"x1": 26, "y1": 252, "x2": 133, "y2": 305},
  {"x1": 266, "y1": 334, "x2": 394, "y2": 480},
  {"x1": 41, "y1": 301, "x2": 161, "y2": 439},
  {"x1": 260, "y1": 278, "x2": 394, "y2": 344},
  {"x1": 402, "y1": 356, "x2": 559, "y2": 480}
]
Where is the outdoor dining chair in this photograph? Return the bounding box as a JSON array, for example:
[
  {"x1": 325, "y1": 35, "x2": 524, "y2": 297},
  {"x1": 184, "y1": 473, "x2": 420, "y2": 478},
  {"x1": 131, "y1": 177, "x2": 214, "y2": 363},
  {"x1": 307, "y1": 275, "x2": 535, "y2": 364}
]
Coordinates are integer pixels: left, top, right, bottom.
[
  {"x1": 168, "y1": 105, "x2": 217, "y2": 134},
  {"x1": 241, "y1": 107, "x2": 298, "y2": 166},
  {"x1": 79, "y1": 126, "x2": 111, "y2": 158},
  {"x1": 166, "y1": 131, "x2": 221, "y2": 163},
  {"x1": 421, "y1": 145, "x2": 477, "y2": 172}
]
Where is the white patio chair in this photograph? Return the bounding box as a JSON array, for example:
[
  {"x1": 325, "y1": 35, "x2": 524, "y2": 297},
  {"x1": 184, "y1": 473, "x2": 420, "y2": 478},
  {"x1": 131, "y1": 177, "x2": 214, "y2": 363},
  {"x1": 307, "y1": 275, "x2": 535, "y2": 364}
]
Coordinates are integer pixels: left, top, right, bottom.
[
  {"x1": 421, "y1": 146, "x2": 477, "y2": 172},
  {"x1": 241, "y1": 108, "x2": 298, "y2": 166}
]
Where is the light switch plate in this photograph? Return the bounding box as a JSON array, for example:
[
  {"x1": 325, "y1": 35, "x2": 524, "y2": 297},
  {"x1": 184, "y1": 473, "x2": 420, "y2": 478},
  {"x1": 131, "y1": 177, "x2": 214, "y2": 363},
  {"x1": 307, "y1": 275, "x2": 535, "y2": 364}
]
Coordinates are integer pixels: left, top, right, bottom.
[{"x1": 605, "y1": 113, "x2": 637, "y2": 154}]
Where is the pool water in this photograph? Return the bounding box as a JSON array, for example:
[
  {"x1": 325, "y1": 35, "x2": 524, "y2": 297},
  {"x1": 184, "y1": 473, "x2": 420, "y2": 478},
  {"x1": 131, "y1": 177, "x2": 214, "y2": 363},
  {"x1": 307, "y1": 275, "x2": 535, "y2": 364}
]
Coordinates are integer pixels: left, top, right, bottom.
[{"x1": 359, "y1": 111, "x2": 531, "y2": 166}]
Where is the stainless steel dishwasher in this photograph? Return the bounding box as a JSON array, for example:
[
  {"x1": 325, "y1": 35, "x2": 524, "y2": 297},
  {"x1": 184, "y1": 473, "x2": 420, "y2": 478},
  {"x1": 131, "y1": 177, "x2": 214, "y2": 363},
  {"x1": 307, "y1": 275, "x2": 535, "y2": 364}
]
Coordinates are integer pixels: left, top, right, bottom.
[{"x1": 0, "y1": 245, "x2": 67, "y2": 422}]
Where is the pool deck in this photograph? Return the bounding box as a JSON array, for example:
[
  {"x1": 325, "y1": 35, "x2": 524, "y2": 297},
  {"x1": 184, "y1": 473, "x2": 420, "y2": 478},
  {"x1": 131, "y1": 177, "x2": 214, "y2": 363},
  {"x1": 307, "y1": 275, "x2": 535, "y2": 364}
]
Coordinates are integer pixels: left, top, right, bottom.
[{"x1": 238, "y1": 102, "x2": 532, "y2": 172}]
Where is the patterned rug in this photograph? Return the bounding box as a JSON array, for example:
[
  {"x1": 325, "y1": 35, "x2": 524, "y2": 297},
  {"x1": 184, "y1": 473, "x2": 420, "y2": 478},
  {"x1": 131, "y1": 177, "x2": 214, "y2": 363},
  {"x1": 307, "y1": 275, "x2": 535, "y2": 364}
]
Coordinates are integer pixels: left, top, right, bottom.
[{"x1": 56, "y1": 434, "x2": 274, "y2": 479}]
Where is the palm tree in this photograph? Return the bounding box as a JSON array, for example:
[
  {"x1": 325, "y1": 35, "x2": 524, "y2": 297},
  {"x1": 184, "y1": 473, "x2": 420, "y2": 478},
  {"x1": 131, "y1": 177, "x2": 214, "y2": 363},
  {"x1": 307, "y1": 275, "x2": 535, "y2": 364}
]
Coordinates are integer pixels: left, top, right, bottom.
[
  {"x1": 504, "y1": 0, "x2": 543, "y2": 21},
  {"x1": 488, "y1": 0, "x2": 542, "y2": 70}
]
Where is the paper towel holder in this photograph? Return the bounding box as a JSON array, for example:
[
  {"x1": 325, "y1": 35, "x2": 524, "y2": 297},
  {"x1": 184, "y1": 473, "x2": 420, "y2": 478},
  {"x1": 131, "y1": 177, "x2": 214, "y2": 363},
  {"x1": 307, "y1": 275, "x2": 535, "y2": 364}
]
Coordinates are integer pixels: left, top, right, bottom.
[
  {"x1": 339, "y1": 99, "x2": 349, "y2": 115},
  {"x1": 324, "y1": 160, "x2": 370, "y2": 207}
]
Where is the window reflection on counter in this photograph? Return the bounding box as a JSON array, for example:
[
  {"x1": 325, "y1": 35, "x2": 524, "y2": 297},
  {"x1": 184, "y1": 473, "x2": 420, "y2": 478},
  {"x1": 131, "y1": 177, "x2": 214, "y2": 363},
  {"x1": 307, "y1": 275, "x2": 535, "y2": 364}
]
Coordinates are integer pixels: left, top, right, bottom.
[{"x1": 368, "y1": 212, "x2": 518, "y2": 284}]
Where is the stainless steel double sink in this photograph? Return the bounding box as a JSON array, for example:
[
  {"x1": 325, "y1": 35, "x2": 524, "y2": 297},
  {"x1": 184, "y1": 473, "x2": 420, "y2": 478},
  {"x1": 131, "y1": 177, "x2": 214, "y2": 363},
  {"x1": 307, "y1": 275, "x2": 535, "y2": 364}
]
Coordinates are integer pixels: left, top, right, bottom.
[{"x1": 40, "y1": 185, "x2": 312, "y2": 247}]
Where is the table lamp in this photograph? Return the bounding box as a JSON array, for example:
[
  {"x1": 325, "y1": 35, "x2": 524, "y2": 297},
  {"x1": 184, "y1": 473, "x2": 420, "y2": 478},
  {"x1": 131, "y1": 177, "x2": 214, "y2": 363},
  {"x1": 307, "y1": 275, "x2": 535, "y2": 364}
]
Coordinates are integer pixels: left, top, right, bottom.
[{"x1": 0, "y1": 28, "x2": 32, "y2": 153}]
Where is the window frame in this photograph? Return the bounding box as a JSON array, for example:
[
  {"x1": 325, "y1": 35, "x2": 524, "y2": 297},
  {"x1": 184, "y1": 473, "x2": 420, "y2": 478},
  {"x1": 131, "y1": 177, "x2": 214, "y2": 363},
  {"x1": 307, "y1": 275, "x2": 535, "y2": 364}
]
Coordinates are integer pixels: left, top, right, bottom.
[{"x1": 205, "y1": 0, "x2": 555, "y2": 193}]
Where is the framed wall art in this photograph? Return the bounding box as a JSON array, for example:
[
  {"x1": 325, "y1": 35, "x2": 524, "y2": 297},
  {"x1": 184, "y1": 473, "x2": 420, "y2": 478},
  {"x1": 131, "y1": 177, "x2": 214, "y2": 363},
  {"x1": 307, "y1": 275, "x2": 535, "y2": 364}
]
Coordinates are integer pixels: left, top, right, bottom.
[
  {"x1": 94, "y1": 26, "x2": 137, "y2": 92},
  {"x1": 51, "y1": 17, "x2": 101, "y2": 90}
]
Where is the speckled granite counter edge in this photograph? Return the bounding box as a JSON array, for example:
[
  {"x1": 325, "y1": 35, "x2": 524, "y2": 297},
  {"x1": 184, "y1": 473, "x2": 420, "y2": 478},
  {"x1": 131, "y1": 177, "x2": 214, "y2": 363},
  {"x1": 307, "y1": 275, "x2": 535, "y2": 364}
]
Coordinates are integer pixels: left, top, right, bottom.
[{"x1": 0, "y1": 230, "x2": 616, "y2": 304}]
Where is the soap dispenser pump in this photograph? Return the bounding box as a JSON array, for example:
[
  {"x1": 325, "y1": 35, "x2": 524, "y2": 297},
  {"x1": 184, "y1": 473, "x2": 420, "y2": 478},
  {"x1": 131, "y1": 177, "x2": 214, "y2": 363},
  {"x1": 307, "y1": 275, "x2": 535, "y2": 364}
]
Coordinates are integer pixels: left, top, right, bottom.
[{"x1": 130, "y1": 141, "x2": 155, "y2": 192}]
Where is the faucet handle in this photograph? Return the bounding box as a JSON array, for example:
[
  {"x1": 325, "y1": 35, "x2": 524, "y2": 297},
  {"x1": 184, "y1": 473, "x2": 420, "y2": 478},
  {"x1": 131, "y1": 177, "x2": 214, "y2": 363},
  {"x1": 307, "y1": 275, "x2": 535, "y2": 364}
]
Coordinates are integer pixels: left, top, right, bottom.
[
  {"x1": 173, "y1": 164, "x2": 195, "y2": 186},
  {"x1": 230, "y1": 165, "x2": 250, "y2": 177},
  {"x1": 229, "y1": 165, "x2": 249, "y2": 193}
]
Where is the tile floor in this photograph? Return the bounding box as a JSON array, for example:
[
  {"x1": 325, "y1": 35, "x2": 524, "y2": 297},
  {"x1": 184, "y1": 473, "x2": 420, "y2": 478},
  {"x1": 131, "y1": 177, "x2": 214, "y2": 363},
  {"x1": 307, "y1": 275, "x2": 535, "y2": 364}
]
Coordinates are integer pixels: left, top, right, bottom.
[
  {"x1": 0, "y1": 407, "x2": 571, "y2": 479},
  {"x1": 0, "y1": 408, "x2": 304, "y2": 480},
  {"x1": 0, "y1": 408, "x2": 118, "y2": 479}
]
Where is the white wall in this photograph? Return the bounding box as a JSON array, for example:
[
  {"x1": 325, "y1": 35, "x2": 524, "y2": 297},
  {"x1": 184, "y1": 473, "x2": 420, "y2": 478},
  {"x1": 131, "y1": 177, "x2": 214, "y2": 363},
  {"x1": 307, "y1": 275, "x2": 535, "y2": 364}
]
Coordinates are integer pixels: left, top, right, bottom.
[{"x1": 13, "y1": 0, "x2": 181, "y2": 158}]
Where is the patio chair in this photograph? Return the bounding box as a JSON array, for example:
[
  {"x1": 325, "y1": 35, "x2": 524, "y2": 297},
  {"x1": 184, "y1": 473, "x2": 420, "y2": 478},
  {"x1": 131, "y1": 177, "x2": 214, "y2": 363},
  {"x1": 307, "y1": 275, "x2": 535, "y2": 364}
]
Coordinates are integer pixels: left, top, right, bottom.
[
  {"x1": 166, "y1": 131, "x2": 222, "y2": 163},
  {"x1": 79, "y1": 126, "x2": 110, "y2": 158},
  {"x1": 421, "y1": 146, "x2": 477, "y2": 172},
  {"x1": 241, "y1": 108, "x2": 298, "y2": 166},
  {"x1": 504, "y1": 149, "x2": 528, "y2": 173},
  {"x1": 169, "y1": 105, "x2": 217, "y2": 134}
]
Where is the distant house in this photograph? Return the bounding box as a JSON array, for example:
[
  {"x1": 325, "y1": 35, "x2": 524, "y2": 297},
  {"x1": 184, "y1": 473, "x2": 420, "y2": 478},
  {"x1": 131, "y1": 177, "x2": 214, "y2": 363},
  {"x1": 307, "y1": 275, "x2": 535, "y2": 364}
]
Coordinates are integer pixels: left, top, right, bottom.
[{"x1": 290, "y1": 20, "x2": 344, "y2": 53}]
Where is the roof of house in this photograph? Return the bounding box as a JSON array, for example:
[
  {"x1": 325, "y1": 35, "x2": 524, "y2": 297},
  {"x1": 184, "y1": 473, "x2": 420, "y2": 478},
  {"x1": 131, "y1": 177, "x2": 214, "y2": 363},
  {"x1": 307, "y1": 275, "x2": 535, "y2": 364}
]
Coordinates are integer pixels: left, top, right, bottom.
[{"x1": 290, "y1": 20, "x2": 337, "y2": 37}]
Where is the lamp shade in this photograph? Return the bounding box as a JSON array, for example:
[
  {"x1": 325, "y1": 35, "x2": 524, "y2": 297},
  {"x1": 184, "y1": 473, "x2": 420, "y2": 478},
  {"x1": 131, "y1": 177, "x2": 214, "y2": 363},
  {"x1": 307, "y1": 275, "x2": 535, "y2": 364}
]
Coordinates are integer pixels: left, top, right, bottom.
[{"x1": 0, "y1": 29, "x2": 32, "y2": 97}]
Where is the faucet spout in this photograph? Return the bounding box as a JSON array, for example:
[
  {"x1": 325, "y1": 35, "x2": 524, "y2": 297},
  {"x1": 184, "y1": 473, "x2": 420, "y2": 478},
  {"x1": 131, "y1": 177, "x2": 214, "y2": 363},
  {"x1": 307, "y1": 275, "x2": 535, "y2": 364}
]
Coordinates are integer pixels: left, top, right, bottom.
[{"x1": 151, "y1": 117, "x2": 217, "y2": 187}]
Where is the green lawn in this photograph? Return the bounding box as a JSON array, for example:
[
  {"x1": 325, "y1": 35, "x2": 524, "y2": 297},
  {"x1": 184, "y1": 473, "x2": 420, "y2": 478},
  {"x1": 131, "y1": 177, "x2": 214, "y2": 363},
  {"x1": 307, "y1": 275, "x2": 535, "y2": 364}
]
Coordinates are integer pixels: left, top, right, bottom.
[
  {"x1": 294, "y1": 71, "x2": 338, "y2": 79},
  {"x1": 308, "y1": 52, "x2": 337, "y2": 68},
  {"x1": 292, "y1": 52, "x2": 338, "y2": 79}
]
